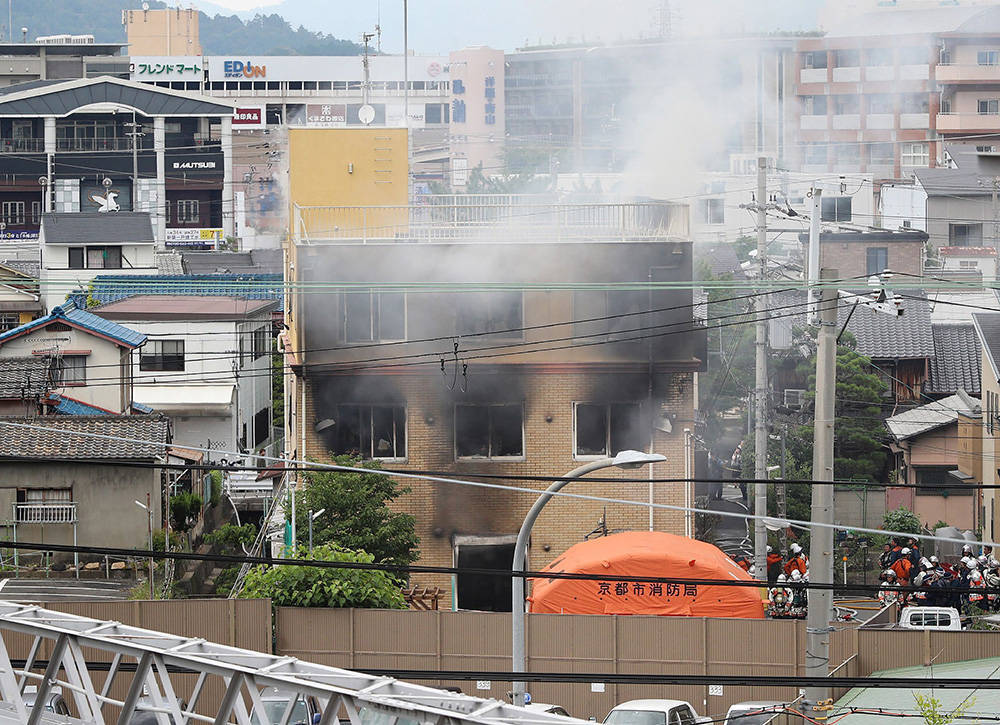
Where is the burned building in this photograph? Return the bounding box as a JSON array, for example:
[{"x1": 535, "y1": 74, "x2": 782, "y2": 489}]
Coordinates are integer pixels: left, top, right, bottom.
[{"x1": 284, "y1": 200, "x2": 706, "y2": 609}]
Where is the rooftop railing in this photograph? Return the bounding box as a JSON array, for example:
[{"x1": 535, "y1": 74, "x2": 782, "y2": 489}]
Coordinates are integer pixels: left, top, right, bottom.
[{"x1": 294, "y1": 198, "x2": 689, "y2": 244}]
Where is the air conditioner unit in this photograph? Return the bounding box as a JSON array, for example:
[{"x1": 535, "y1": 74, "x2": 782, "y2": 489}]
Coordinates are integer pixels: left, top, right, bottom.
[{"x1": 784, "y1": 388, "x2": 806, "y2": 410}]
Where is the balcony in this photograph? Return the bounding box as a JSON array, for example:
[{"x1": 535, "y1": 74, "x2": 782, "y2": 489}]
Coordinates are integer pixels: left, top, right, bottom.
[
  {"x1": 937, "y1": 112, "x2": 1000, "y2": 132},
  {"x1": 900, "y1": 64, "x2": 929, "y2": 80},
  {"x1": 832, "y1": 67, "x2": 861, "y2": 82},
  {"x1": 865, "y1": 66, "x2": 894, "y2": 82},
  {"x1": 0, "y1": 138, "x2": 44, "y2": 153},
  {"x1": 832, "y1": 114, "x2": 861, "y2": 129},
  {"x1": 13, "y1": 502, "x2": 77, "y2": 524},
  {"x1": 294, "y1": 198, "x2": 690, "y2": 244},
  {"x1": 937, "y1": 63, "x2": 1000, "y2": 82},
  {"x1": 800, "y1": 114, "x2": 828, "y2": 130},
  {"x1": 900, "y1": 112, "x2": 929, "y2": 129},
  {"x1": 866, "y1": 113, "x2": 895, "y2": 129},
  {"x1": 800, "y1": 68, "x2": 827, "y2": 84}
]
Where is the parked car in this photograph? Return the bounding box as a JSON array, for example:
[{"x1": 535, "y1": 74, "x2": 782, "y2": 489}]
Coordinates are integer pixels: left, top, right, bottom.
[
  {"x1": 724, "y1": 701, "x2": 785, "y2": 725},
  {"x1": 23, "y1": 685, "x2": 70, "y2": 716},
  {"x1": 897, "y1": 606, "x2": 962, "y2": 631},
  {"x1": 605, "y1": 699, "x2": 710, "y2": 725},
  {"x1": 252, "y1": 688, "x2": 321, "y2": 725}
]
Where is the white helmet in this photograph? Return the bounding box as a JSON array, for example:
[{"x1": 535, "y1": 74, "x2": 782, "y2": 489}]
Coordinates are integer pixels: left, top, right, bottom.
[
  {"x1": 989, "y1": 556, "x2": 999, "y2": 569},
  {"x1": 979, "y1": 555, "x2": 989, "y2": 566},
  {"x1": 790, "y1": 543, "x2": 802, "y2": 555},
  {"x1": 748, "y1": 565, "x2": 756, "y2": 576},
  {"x1": 766, "y1": 545, "x2": 772, "y2": 554},
  {"x1": 969, "y1": 558, "x2": 981, "y2": 570},
  {"x1": 884, "y1": 569, "x2": 896, "y2": 579},
  {"x1": 777, "y1": 574, "x2": 787, "y2": 583},
  {"x1": 920, "y1": 558, "x2": 932, "y2": 569},
  {"x1": 972, "y1": 571, "x2": 983, "y2": 583},
  {"x1": 963, "y1": 544, "x2": 974, "y2": 554},
  {"x1": 790, "y1": 570, "x2": 802, "y2": 581},
  {"x1": 901, "y1": 547, "x2": 911, "y2": 555},
  {"x1": 930, "y1": 555, "x2": 940, "y2": 565}
]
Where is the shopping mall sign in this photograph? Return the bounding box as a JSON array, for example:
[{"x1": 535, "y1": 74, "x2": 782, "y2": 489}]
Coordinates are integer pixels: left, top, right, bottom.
[
  {"x1": 165, "y1": 228, "x2": 224, "y2": 248},
  {"x1": 130, "y1": 56, "x2": 204, "y2": 82},
  {"x1": 233, "y1": 107, "x2": 265, "y2": 128}
]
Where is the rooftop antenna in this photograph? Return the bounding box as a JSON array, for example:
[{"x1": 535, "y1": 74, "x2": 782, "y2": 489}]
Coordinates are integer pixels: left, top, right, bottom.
[
  {"x1": 361, "y1": 30, "x2": 375, "y2": 106},
  {"x1": 375, "y1": 0, "x2": 381, "y2": 53}
]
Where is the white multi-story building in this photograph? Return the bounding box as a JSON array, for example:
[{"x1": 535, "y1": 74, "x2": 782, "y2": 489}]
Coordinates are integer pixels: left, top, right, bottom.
[{"x1": 92, "y1": 294, "x2": 278, "y2": 458}]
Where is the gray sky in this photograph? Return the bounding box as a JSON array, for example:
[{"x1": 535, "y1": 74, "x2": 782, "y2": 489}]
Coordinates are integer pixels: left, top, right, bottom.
[{"x1": 193, "y1": 0, "x2": 824, "y2": 54}]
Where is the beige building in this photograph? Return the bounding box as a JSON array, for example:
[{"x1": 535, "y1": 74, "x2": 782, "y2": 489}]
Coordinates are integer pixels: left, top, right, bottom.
[
  {"x1": 449, "y1": 47, "x2": 505, "y2": 185},
  {"x1": 124, "y1": 7, "x2": 201, "y2": 57},
  {"x1": 285, "y1": 197, "x2": 703, "y2": 609},
  {"x1": 975, "y1": 313, "x2": 1000, "y2": 542}
]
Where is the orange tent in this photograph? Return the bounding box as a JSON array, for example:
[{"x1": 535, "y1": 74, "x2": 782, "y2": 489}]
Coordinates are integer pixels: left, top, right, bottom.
[{"x1": 528, "y1": 531, "x2": 765, "y2": 618}]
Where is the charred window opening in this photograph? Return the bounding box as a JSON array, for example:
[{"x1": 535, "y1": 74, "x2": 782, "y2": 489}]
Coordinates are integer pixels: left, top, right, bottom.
[
  {"x1": 454, "y1": 538, "x2": 514, "y2": 611},
  {"x1": 573, "y1": 290, "x2": 647, "y2": 341},
  {"x1": 344, "y1": 291, "x2": 405, "y2": 343},
  {"x1": 324, "y1": 404, "x2": 407, "y2": 460},
  {"x1": 574, "y1": 403, "x2": 645, "y2": 457},
  {"x1": 455, "y1": 404, "x2": 523, "y2": 459},
  {"x1": 455, "y1": 292, "x2": 523, "y2": 340}
]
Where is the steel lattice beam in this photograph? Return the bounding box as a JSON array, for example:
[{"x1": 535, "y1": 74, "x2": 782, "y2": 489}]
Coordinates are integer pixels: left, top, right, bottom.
[{"x1": 0, "y1": 601, "x2": 587, "y2": 725}]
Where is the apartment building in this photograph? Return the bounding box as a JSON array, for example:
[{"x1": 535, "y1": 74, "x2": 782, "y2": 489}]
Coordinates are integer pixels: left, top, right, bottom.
[
  {"x1": 505, "y1": 36, "x2": 797, "y2": 174},
  {"x1": 793, "y1": 4, "x2": 1000, "y2": 177},
  {"x1": 284, "y1": 197, "x2": 703, "y2": 609}
]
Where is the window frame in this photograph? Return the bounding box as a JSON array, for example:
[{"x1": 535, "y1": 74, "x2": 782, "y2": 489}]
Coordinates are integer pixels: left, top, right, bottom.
[
  {"x1": 821, "y1": 196, "x2": 852, "y2": 222},
  {"x1": 700, "y1": 198, "x2": 724, "y2": 225},
  {"x1": 866, "y1": 247, "x2": 889, "y2": 277},
  {"x1": 325, "y1": 404, "x2": 407, "y2": 461},
  {"x1": 56, "y1": 355, "x2": 87, "y2": 386},
  {"x1": 573, "y1": 401, "x2": 646, "y2": 460},
  {"x1": 139, "y1": 340, "x2": 185, "y2": 372},
  {"x1": 343, "y1": 290, "x2": 407, "y2": 344},
  {"x1": 979, "y1": 99, "x2": 1000, "y2": 115},
  {"x1": 176, "y1": 199, "x2": 200, "y2": 224},
  {"x1": 949, "y1": 222, "x2": 983, "y2": 246},
  {"x1": 901, "y1": 142, "x2": 929, "y2": 168},
  {"x1": 979, "y1": 50, "x2": 1000, "y2": 66},
  {"x1": 1, "y1": 200, "x2": 24, "y2": 225},
  {"x1": 455, "y1": 291, "x2": 523, "y2": 341},
  {"x1": 454, "y1": 403, "x2": 525, "y2": 461}
]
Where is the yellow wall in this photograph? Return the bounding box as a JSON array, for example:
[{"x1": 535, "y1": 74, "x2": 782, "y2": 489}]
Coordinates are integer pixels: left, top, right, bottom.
[
  {"x1": 124, "y1": 8, "x2": 201, "y2": 56},
  {"x1": 288, "y1": 127, "x2": 408, "y2": 208}
]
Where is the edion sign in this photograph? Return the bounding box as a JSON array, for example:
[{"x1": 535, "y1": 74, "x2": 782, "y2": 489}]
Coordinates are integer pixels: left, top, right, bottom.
[{"x1": 233, "y1": 107, "x2": 265, "y2": 128}]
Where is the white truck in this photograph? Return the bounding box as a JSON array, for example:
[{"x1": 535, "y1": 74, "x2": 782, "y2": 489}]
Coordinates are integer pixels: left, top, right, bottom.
[
  {"x1": 897, "y1": 606, "x2": 962, "y2": 631},
  {"x1": 605, "y1": 699, "x2": 711, "y2": 725}
]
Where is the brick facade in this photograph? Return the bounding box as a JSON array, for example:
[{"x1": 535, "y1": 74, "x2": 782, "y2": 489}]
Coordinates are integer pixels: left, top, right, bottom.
[{"x1": 297, "y1": 367, "x2": 694, "y2": 598}]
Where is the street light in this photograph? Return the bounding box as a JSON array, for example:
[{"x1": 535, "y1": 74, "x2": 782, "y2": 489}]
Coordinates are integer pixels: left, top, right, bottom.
[
  {"x1": 134, "y1": 496, "x2": 154, "y2": 600},
  {"x1": 308, "y1": 508, "x2": 326, "y2": 556},
  {"x1": 511, "y1": 449, "x2": 666, "y2": 707}
]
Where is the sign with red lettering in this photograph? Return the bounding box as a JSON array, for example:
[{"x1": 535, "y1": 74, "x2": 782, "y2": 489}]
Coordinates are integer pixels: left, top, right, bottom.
[{"x1": 233, "y1": 107, "x2": 265, "y2": 128}]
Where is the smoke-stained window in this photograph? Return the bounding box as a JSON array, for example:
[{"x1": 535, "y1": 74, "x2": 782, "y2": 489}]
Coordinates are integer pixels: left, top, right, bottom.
[
  {"x1": 869, "y1": 143, "x2": 894, "y2": 166},
  {"x1": 455, "y1": 292, "x2": 523, "y2": 340},
  {"x1": 898, "y1": 47, "x2": 928, "y2": 66},
  {"x1": 326, "y1": 405, "x2": 407, "y2": 460},
  {"x1": 833, "y1": 50, "x2": 859, "y2": 68},
  {"x1": 574, "y1": 403, "x2": 645, "y2": 458},
  {"x1": 802, "y1": 96, "x2": 826, "y2": 116},
  {"x1": 343, "y1": 291, "x2": 405, "y2": 343},
  {"x1": 867, "y1": 94, "x2": 894, "y2": 114},
  {"x1": 803, "y1": 144, "x2": 827, "y2": 166},
  {"x1": 802, "y1": 51, "x2": 827, "y2": 70},
  {"x1": 900, "y1": 94, "x2": 929, "y2": 114},
  {"x1": 573, "y1": 290, "x2": 648, "y2": 342},
  {"x1": 455, "y1": 404, "x2": 523, "y2": 459},
  {"x1": 833, "y1": 95, "x2": 859, "y2": 115},
  {"x1": 866, "y1": 48, "x2": 893, "y2": 66}
]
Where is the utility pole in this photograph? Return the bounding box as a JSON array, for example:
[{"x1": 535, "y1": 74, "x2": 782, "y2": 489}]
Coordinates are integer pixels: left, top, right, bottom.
[
  {"x1": 125, "y1": 112, "x2": 144, "y2": 212},
  {"x1": 805, "y1": 268, "x2": 838, "y2": 714},
  {"x1": 807, "y1": 187, "x2": 823, "y2": 320},
  {"x1": 753, "y1": 156, "x2": 769, "y2": 580}
]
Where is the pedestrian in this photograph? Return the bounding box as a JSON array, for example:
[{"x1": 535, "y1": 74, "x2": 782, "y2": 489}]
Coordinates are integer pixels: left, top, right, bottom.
[
  {"x1": 768, "y1": 574, "x2": 793, "y2": 618},
  {"x1": 878, "y1": 543, "x2": 894, "y2": 571},
  {"x1": 789, "y1": 569, "x2": 807, "y2": 618},
  {"x1": 906, "y1": 538, "x2": 921, "y2": 566},
  {"x1": 968, "y1": 570, "x2": 987, "y2": 613}
]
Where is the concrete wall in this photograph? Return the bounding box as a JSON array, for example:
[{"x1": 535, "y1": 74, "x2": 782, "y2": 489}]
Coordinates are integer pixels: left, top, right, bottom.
[
  {"x1": 834, "y1": 486, "x2": 886, "y2": 531},
  {"x1": 880, "y1": 182, "x2": 927, "y2": 231},
  {"x1": 0, "y1": 461, "x2": 162, "y2": 551}
]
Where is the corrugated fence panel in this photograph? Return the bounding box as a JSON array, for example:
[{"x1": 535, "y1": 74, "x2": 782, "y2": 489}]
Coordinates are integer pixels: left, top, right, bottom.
[
  {"x1": 275, "y1": 606, "x2": 354, "y2": 667},
  {"x1": 927, "y1": 630, "x2": 1000, "y2": 665}
]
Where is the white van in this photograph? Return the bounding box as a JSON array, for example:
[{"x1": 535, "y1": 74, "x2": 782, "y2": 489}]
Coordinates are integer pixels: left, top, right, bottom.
[
  {"x1": 605, "y1": 700, "x2": 710, "y2": 725},
  {"x1": 898, "y1": 606, "x2": 962, "y2": 631}
]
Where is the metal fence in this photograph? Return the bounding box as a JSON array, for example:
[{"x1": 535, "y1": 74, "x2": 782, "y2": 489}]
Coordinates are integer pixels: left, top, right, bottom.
[
  {"x1": 12, "y1": 502, "x2": 77, "y2": 524},
  {"x1": 294, "y1": 201, "x2": 689, "y2": 244}
]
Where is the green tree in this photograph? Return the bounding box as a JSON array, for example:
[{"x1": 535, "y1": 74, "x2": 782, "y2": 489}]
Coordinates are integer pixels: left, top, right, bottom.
[
  {"x1": 295, "y1": 457, "x2": 419, "y2": 568},
  {"x1": 169, "y1": 492, "x2": 203, "y2": 533},
  {"x1": 240, "y1": 544, "x2": 406, "y2": 608},
  {"x1": 913, "y1": 693, "x2": 974, "y2": 725},
  {"x1": 883, "y1": 507, "x2": 921, "y2": 537}
]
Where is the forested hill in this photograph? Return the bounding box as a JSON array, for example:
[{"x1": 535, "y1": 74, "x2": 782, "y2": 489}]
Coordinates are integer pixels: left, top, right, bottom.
[{"x1": 7, "y1": 1, "x2": 363, "y2": 55}]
